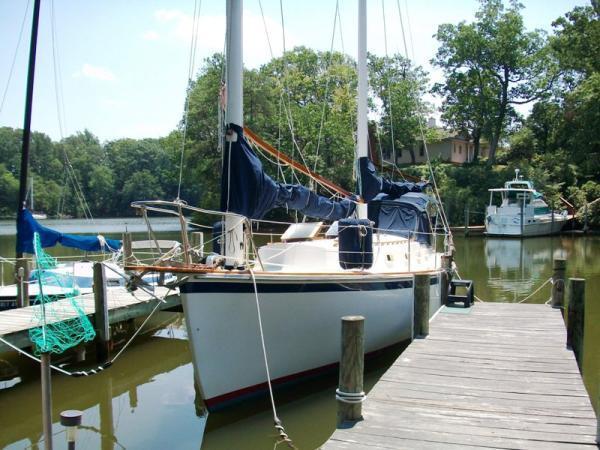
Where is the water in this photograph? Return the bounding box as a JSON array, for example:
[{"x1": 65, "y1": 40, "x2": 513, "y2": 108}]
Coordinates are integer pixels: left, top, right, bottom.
[{"x1": 0, "y1": 223, "x2": 598, "y2": 449}]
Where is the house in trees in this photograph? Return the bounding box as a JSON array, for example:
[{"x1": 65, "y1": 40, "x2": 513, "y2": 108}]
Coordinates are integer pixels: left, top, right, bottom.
[{"x1": 380, "y1": 119, "x2": 489, "y2": 166}]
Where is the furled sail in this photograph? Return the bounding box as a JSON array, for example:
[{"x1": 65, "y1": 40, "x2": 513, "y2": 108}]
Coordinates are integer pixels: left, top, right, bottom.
[
  {"x1": 358, "y1": 157, "x2": 429, "y2": 202},
  {"x1": 17, "y1": 209, "x2": 121, "y2": 254},
  {"x1": 220, "y1": 124, "x2": 356, "y2": 220}
]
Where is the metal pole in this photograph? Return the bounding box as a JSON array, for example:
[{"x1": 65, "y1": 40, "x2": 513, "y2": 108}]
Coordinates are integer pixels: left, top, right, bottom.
[
  {"x1": 41, "y1": 352, "x2": 53, "y2": 450},
  {"x1": 224, "y1": 0, "x2": 245, "y2": 267},
  {"x1": 356, "y1": 0, "x2": 368, "y2": 220},
  {"x1": 16, "y1": 0, "x2": 41, "y2": 259}
]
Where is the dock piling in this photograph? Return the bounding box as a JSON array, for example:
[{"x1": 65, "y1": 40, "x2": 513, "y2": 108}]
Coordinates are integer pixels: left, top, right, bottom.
[
  {"x1": 413, "y1": 274, "x2": 430, "y2": 338},
  {"x1": 122, "y1": 233, "x2": 133, "y2": 266},
  {"x1": 440, "y1": 254, "x2": 452, "y2": 306},
  {"x1": 337, "y1": 315, "x2": 365, "y2": 426},
  {"x1": 566, "y1": 278, "x2": 585, "y2": 370},
  {"x1": 551, "y1": 258, "x2": 566, "y2": 309},
  {"x1": 464, "y1": 207, "x2": 470, "y2": 236},
  {"x1": 15, "y1": 258, "x2": 30, "y2": 308},
  {"x1": 93, "y1": 263, "x2": 110, "y2": 363}
]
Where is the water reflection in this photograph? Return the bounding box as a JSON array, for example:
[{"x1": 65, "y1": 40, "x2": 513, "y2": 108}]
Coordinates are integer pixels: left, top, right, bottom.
[
  {"x1": 0, "y1": 314, "x2": 206, "y2": 450},
  {"x1": 482, "y1": 237, "x2": 567, "y2": 301}
]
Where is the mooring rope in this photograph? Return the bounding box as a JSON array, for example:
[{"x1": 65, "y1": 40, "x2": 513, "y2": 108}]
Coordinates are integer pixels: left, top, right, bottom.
[
  {"x1": 516, "y1": 277, "x2": 553, "y2": 304},
  {"x1": 0, "y1": 263, "x2": 175, "y2": 377},
  {"x1": 248, "y1": 268, "x2": 295, "y2": 449}
]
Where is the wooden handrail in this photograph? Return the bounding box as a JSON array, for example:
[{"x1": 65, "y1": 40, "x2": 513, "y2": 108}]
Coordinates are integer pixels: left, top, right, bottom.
[{"x1": 243, "y1": 127, "x2": 356, "y2": 199}]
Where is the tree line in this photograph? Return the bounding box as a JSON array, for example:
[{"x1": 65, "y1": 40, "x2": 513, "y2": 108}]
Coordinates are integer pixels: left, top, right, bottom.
[{"x1": 0, "y1": 0, "x2": 597, "y2": 226}]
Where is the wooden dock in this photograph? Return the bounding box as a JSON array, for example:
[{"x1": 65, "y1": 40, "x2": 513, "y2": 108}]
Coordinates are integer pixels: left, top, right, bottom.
[
  {"x1": 323, "y1": 303, "x2": 598, "y2": 449},
  {"x1": 0, "y1": 286, "x2": 180, "y2": 353}
]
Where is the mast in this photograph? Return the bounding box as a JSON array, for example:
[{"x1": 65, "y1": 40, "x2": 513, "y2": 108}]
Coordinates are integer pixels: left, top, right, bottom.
[
  {"x1": 224, "y1": 0, "x2": 245, "y2": 266},
  {"x1": 356, "y1": 0, "x2": 368, "y2": 219},
  {"x1": 16, "y1": 0, "x2": 41, "y2": 259},
  {"x1": 226, "y1": 0, "x2": 243, "y2": 126}
]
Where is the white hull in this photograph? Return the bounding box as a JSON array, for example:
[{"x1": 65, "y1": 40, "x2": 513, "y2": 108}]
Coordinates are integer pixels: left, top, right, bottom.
[
  {"x1": 181, "y1": 272, "x2": 442, "y2": 409},
  {"x1": 485, "y1": 213, "x2": 570, "y2": 237}
]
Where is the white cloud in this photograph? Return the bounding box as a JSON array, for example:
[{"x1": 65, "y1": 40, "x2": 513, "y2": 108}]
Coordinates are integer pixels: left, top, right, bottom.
[
  {"x1": 77, "y1": 63, "x2": 116, "y2": 81},
  {"x1": 142, "y1": 30, "x2": 161, "y2": 41},
  {"x1": 152, "y1": 9, "x2": 295, "y2": 69}
]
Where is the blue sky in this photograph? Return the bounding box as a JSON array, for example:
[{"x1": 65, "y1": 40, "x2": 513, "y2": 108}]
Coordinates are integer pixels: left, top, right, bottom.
[{"x1": 0, "y1": 0, "x2": 590, "y2": 142}]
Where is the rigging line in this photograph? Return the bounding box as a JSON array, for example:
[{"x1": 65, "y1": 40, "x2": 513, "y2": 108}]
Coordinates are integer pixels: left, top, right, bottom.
[
  {"x1": 313, "y1": 0, "x2": 340, "y2": 175},
  {"x1": 404, "y1": 0, "x2": 416, "y2": 61},
  {"x1": 258, "y1": 0, "x2": 274, "y2": 57},
  {"x1": 336, "y1": 3, "x2": 345, "y2": 54},
  {"x1": 65, "y1": 163, "x2": 93, "y2": 221},
  {"x1": 248, "y1": 269, "x2": 295, "y2": 449},
  {"x1": 177, "y1": 0, "x2": 203, "y2": 201},
  {"x1": 259, "y1": 0, "x2": 311, "y2": 190},
  {"x1": 381, "y1": 0, "x2": 398, "y2": 174},
  {"x1": 395, "y1": 0, "x2": 450, "y2": 237},
  {"x1": 50, "y1": 0, "x2": 67, "y2": 138},
  {"x1": 0, "y1": 0, "x2": 30, "y2": 116},
  {"x1": 394, "y1": 0, "x2": 409, "y2": 62}
]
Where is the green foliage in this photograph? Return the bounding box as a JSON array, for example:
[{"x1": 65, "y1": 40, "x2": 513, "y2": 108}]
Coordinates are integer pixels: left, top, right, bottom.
[
  {"x1": 368, "y1": 53, "x2": 430, "y2": 163},
  {"x1": 432, "y1": 0, "x2": 556, "y2": 163}
]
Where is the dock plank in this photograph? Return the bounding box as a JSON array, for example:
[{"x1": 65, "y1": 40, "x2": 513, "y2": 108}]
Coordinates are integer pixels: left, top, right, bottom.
[{"x1": 322, "y1": 303, "x2": 598, "y2": 449}]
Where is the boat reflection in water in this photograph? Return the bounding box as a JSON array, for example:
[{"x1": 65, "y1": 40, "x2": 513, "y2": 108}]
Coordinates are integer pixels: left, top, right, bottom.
[
  {"x1": 0, "y1": 313, "x2": 208, "y2": 450},
  {"x1": 483, "y1": 237, "x2": 567, "y2": 302}
]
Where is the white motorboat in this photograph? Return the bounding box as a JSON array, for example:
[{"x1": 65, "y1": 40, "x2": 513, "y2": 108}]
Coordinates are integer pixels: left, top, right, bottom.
[{"x1": 485, "y1": 169, "x2": 571, "y2": 237}]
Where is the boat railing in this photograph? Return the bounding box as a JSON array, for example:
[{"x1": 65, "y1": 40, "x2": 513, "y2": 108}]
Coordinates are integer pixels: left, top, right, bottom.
[{"x1": 128, "y1": 200, "x2": 448, "y2": 272}]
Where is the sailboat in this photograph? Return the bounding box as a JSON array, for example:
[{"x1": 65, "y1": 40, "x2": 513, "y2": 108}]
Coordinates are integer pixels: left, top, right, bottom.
[
  {"x1": 29, "y1": 178, "x2": 47, "y2": 220},
  {"x1": 127, "y1": 0, "x2": 449, "y2": 410}
]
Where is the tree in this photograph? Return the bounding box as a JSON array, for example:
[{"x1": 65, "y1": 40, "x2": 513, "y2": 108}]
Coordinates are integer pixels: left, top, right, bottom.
[
  {"x1": 368, "y1": 54, "x2": 430, "y2": 164},
  {"x1": 432, "y1": 0, "x2": 557, "y2": 164},
  {"x1": 432, "y1": 68, "x2": 497, "y2": 162}
]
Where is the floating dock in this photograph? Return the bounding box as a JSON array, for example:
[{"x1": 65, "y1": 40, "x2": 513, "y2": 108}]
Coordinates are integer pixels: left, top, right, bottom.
[
  {"x1": 0, "y1": 287, "x2": 180, "y2": 353},
  {"x1": 323, "y1": 303, "x2": 598, "y2": 449}
]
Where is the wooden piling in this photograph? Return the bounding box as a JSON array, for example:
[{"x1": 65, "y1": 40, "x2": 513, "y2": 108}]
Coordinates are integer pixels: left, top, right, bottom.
[
  {"x1": 413, "y1": 274, "x2": 430, "y2": 338},
  {"x1": 440, "y1": 254, "x2": 452, "y2": 306},
  {"x1": 122, "y1": 233, "x2": 133, "y2": 267},
  {"x1": 15, "y1": 258, "x2": 30, "y2": 308},
  {"x1": 551, "y1": 258, "x2": 566, "y2": 309},
  {"x1": 464, "y1": 207, "x2": 470, "y2": 236},
  {"x1": 93, "y1": 263, "x2": 110, "y2": 364},
  {"x1": 337, "y1": 316, "x2": 364, "y2": 426},
  {"x1": 567, "y1": 278, "x2": 585, "y2": 370}
]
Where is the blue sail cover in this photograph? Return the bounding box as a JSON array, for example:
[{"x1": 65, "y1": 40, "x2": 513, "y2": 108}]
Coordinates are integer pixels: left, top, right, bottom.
[
  {"x1": 358, "y1": 157, "x2": 429, "y2": 202},
  {"x1": 367, "y1": 192, "x2": 433, "y2": 244},
  {"x1": 220, "y1": 124, "x2": 356, "y2": 220},
  {"x1": 17, "y1": 209, "x2": 121, "y2": 254}
]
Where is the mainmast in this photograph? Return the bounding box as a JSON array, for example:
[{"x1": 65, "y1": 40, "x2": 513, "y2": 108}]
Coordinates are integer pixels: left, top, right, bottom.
[
  {"x1": 356, "y1": 0, "x2": 368, "y2": 219},
  {"x1": 16, "y1": 0, "x2": 41, "y2": 258},
  {"x1": 224, "y1": 0, "x2": 245, "y2": 266}
]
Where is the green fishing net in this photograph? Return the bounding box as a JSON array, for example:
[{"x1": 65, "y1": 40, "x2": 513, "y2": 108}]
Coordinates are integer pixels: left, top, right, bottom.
[{"x1": 29, "y1": 232, "x2": 96, "y2": 354}]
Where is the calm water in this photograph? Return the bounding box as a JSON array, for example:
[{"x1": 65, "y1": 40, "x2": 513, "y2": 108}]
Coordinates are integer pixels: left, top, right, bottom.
[{"x1": 0, "y1": 222, "x2": 598, "y2": 449}]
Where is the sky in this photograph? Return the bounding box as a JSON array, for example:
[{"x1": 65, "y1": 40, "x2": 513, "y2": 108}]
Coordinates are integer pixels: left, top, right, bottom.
[{"x1": 0, "y1": 0, "x2": 590, "y2": 143}]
